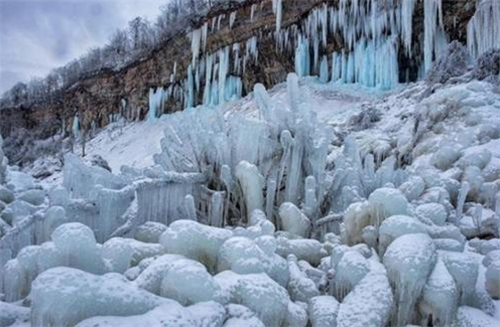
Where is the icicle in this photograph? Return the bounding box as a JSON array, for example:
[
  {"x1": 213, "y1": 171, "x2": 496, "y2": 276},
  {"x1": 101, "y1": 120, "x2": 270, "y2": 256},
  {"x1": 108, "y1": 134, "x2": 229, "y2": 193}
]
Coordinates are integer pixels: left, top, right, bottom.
[
  {"x1": 209, "y1": 192, "x2": 224, "y2": 227},
  {"x1": 266, "y1": 178, "x2": 277, "y2": 222},
  {"x1": 229, "y1": 11, "x2": 237, "y2": 29},
  {"x1": 456, "y1": 182, "x2": 470, "y2": 224},
  {"x1": 294, "y1": 34, "x2": 310, "y2": 77},
  {"x1": 467, "y1": 0, "x2": 500, "y2": 58},
  {"x1": 400, "y1": 0, "x2": 417, "y2": 56},
  {"x1": 72, "y1": 115, "x2": 79, "y2": 140},
  {"x1": 186, "y1": 64, "x2": 195, "y2": 109},
  {"x1": 272, "y1": 0, "x2": 283, "y2": 33},
  {"x1": 202, "y1": 23, "x2": 208, "y2": 51},
  {"x1": 191, "y1": 28, "x2": 202, "y2": 67},
  {"x1": 319, "y1": 55, "x2": 329, "y2": 83},
  {"x1": 250, "y1": 4, "x2": 256, "y2": 22},
  {"x1": 184, "y1": 194, "x2": 197, "y2": 221},
  {"x1": 218, "y1": 47, "x2": 230, "y2": 105},
  {"x1": 424, "y1": 0, "x2": 444, "y2": 72}
]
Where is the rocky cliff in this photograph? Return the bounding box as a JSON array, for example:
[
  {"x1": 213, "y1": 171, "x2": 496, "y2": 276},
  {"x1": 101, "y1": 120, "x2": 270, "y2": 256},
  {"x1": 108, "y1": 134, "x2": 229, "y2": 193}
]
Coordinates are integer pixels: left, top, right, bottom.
[{"x1": 0, "y1": 0, "x2": 477, "y2": 159}]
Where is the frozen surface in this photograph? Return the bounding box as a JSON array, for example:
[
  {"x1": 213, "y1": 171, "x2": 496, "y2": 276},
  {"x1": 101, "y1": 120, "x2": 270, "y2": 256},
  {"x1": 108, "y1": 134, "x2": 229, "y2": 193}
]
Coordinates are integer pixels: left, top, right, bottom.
[{"x1": 2, "y1": 9, "x2": 500, "y2": 324}]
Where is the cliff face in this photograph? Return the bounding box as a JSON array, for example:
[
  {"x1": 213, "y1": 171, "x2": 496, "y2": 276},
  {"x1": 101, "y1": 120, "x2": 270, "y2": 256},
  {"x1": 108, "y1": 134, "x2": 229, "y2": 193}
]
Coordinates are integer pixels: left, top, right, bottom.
[{"x1": 0, "y1": 0, "x2": 475, "y2": 146}]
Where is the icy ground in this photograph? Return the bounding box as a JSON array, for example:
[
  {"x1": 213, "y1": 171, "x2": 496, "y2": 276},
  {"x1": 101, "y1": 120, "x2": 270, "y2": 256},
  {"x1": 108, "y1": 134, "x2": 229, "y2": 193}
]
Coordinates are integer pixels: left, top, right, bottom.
[{"x1": 1, "y1": 74, "x2": 500, "y2": 327}]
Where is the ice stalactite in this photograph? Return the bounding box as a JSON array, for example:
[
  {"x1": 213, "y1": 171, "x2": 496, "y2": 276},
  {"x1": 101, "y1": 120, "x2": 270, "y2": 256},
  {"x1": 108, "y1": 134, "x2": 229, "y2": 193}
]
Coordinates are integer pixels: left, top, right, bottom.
[
  {"x1": 272, "y1": 0, "x2": 283, "y2": 33},
  {"x1": 191, "y1": 28, "x2": 202, "y2": 67},
  {"x1": 218, "y1": 46, "x2": 229, "y2": 105},
  {"x1": 250, "y1": 4, "x2": 256, "y2": 22},
  {"x1": 72, "y1": 115, "x2": 79, "y2": 140},
  {"x1": 148, "y1": 87, "x2": 166, "y2": 120},
  {"x1": 399, "y1": 0, "x2": 418, "y2": 56},
  {"x1": 295, "y1": 35, "x2": 310, "y2": 77},
  {"x1": 187, "y1": 64, "x2": 195, "y2": 109},
  {"x1": 467, "y1": 0, "x2": 500, "y2": 58},
  {"x1": 424, "y1": 0, "x2": 446, "y2": 73},
  {"x1": 319, "y1": 56, "x2": 329, "y2": 83},
  {"x1": 229, "y1": 11, "x2": 237, "y2": 29}
]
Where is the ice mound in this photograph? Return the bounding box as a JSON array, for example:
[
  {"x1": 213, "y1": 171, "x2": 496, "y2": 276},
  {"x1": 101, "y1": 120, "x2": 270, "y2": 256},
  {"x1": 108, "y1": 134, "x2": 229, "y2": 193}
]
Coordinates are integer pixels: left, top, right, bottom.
[
  {"x1": 276, "y1": 237, "x2": 327, "y2": 265},
  {"x1": 332, "y1": 248, "x2": 370, "y2": 300},
  {"x1": 51, "y1": 222, "x2": 105, "y2": 274},
  {"x1": 284, "y1": 301, "x2": 308, "y2": 327},
  {"x1": 134, "y1": 222, "x2": 167, "y2": 243},
  {"x1": 76, "y1": 301, "x2": 226, "y2": 327},
  {"x1": 368, "y1": 188, "x2": 409, "y2": 221},
  {"x1": 485, "y1": 261, "x2": 500, "y2": 299},
  {"x1": 31, "y1": 267, "x2": 166, "y2": 327},
  {"x1": 287, "y1": 254, "x2": 319, "y2": 302},
  {"x1": 415, "y1": 203, "x2": 448, "y2": 226},
  {"x1": 102, "y1": 237, "x2": 162, "y2": 268},
  {"x1": 214, "y1": 271, "x2": 290, "y2": 327},
  {"x1": 217, "y1": 236, "x2": 288, "y2": 287},
  {"x1": 160, "y1": 220, "x2": 233, "y2": 271},
  {"x1": 440, "y1": 251, "x2": 479, "y2": 304},
  {"x1": 160, "y1": 258, "x2": 223, "y2": 305},
  {"x1": 308, "y1": 296, "x2": 339, "y2": 327},
  {"x1": 451, "y1": 306, "x2": 499, "y2": 327},
  {"x1": 336, "y1": 261, "x2": 393, "y2": 327},
  {"x1": 383, "y1": 233, "x2": 436, "y2": 326},
  {"x1": 418, "y1": 258, "x2": 458, "y2": 327},
  {"x1": 133, "y1": 254, "x2": 185, "y2": 294},
  {"x1": 0, "y1": 301, "x2": 30, "y2": 327},
  {"x1": 378, "y1": 215, "x2": 427, "y2": 256},
  {"x1": 224, "y1": 304, "x2": 265, "y2": 327}
]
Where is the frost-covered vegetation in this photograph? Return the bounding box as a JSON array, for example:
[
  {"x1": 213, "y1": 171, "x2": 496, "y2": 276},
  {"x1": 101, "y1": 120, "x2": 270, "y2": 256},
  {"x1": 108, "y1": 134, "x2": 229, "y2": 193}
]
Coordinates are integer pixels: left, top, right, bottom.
[{"x1": 1, "y1": 0, "x2": 500, "y2": 326}]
